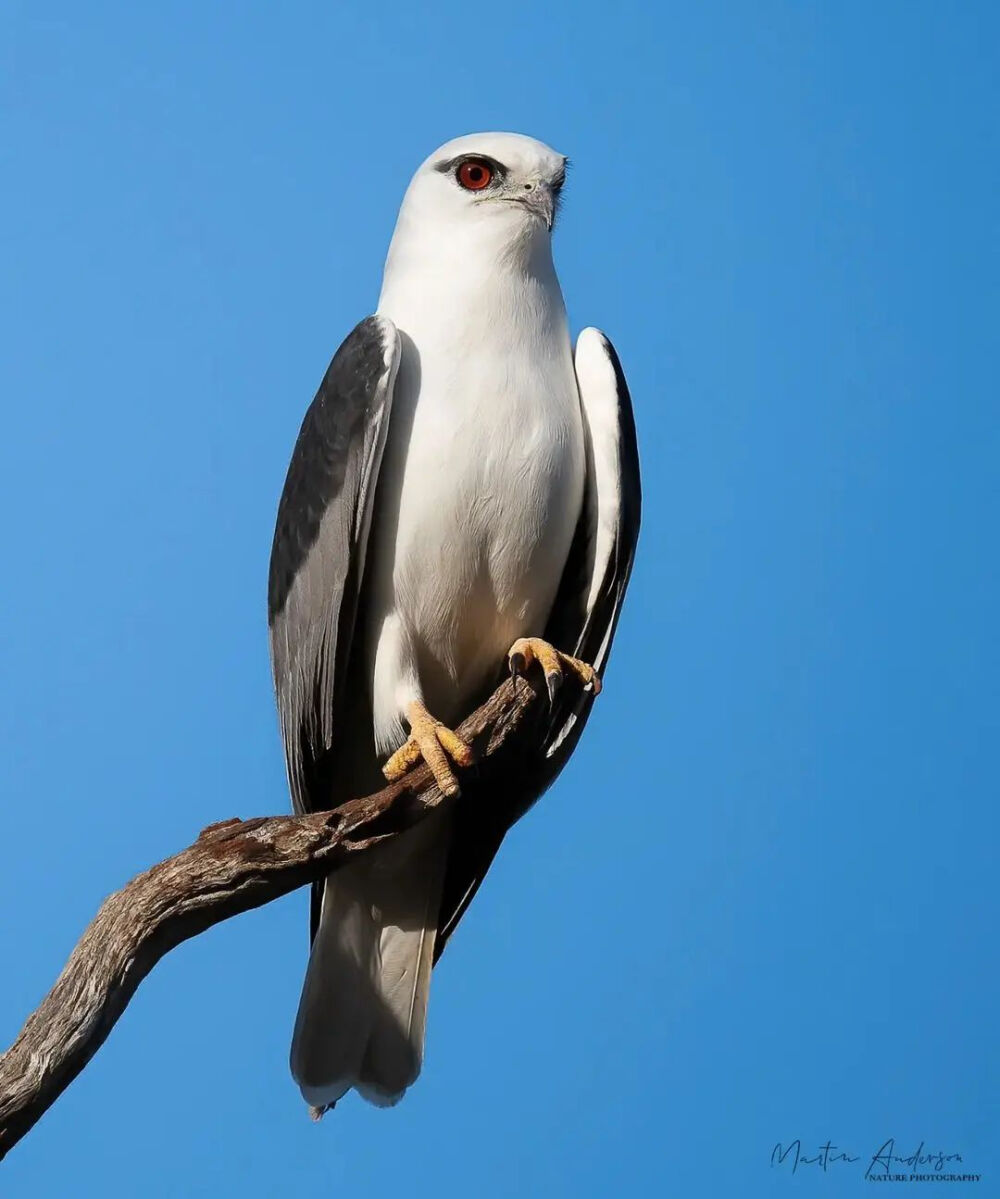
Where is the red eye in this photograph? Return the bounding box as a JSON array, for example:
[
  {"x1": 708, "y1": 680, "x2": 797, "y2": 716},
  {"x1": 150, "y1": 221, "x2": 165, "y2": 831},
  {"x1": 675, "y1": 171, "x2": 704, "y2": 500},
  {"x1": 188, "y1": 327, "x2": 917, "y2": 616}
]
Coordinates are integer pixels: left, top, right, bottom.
[{"x1": 457, "y1": 160, "x2": 493, "y2": 191}]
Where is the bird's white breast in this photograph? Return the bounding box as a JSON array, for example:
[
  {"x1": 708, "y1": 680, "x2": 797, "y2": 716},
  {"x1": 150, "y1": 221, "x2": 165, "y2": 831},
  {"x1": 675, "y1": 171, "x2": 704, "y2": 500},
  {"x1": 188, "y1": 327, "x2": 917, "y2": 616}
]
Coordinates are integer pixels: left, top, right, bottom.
[{"x1": 368, "y1": 267, "x2": 584, "y2": 753}]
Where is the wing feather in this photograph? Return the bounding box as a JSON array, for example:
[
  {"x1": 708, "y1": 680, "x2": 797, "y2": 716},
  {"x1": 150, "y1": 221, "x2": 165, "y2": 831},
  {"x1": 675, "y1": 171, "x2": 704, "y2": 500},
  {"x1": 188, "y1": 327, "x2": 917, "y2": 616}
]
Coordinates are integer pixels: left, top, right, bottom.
[{"x1": 269, "y1": 315, "x2": 400, "y2": 815}]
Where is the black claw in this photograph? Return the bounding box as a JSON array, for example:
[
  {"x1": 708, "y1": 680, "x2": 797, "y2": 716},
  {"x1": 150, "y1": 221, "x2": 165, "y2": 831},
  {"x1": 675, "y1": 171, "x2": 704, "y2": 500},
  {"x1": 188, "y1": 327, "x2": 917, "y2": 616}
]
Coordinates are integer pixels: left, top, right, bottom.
[
  {"x1": 509, "y1": 651, "x2": 526, "y2": 686},
  {"x1": 545, "y1": 669, "x2": 563, "y2": 706}
]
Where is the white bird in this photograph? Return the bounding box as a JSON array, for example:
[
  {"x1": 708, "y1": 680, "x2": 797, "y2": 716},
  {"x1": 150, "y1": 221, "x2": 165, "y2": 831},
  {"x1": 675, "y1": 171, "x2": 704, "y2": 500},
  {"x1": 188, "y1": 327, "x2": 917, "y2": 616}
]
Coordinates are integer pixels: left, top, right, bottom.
[{"x1": 268, "y1": 132, "x2": 641, "y2": 1113}]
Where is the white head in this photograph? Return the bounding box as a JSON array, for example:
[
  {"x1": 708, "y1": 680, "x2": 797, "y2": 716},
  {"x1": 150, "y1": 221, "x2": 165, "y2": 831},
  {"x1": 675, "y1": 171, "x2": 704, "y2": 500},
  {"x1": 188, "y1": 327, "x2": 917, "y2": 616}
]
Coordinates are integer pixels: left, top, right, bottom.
[{"x1": 380, "y1": 133, "x2": 568, "y2": 292}]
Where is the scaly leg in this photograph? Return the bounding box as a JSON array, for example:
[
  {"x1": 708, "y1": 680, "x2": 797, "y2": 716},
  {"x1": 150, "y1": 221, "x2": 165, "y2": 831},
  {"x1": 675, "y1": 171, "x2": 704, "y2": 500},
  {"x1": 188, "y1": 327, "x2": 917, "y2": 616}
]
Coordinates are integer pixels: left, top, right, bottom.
[
  {"x1": 383, "y1": 700, "x2": 474, "y2": 797},
  {"x1": 507, "y1": 637, "x2": 602, "y2": 704}
]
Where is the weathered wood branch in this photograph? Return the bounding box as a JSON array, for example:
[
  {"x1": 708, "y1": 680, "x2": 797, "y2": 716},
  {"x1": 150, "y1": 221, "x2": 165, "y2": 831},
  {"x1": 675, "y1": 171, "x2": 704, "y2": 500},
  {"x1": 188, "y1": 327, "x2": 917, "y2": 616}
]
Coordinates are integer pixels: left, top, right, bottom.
[{"x1": 0, "y1": 673, "x2": 549, "y2": 1161}]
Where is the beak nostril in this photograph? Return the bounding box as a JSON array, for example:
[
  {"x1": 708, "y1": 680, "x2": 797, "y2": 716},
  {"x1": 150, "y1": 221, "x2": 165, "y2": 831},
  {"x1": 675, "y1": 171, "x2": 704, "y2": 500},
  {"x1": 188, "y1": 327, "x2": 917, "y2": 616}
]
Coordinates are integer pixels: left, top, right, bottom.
[{"x1": 524, "y1": 182, "x2": 534, "y2": 191}]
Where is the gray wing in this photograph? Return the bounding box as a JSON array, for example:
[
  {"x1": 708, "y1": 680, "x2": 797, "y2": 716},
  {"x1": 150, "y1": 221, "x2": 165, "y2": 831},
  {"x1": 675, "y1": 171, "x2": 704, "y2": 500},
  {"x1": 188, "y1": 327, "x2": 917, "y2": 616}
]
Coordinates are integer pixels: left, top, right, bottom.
[
  {"x1": 435, "y1": 327, "x2": 642, "y2": 956},
  {"x1": 269, "y1": 315, "x2": 400, "y2": 815}
]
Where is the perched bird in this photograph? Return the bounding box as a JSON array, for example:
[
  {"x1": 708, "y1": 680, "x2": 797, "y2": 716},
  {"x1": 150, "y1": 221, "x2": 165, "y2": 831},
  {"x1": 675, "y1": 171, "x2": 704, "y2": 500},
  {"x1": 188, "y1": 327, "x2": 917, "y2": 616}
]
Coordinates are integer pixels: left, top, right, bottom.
[{"x1": 268, "y1": 132, "x2": 640, "y2": 1113}]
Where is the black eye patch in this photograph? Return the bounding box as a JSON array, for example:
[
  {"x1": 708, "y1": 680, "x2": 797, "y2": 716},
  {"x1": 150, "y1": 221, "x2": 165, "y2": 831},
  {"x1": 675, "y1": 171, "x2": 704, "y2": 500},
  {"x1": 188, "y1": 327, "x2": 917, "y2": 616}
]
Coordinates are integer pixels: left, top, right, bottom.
[{"x1": 433, "y1": 154, "x2": 508, "y2": 184}]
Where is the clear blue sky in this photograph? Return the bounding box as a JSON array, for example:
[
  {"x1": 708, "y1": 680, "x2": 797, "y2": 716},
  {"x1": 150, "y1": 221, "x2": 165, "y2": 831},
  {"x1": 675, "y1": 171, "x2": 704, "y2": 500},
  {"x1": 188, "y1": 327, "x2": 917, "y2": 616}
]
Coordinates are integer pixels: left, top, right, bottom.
[{"x1": 2, "y1": 2, "x2": 997, "y2": 1195}]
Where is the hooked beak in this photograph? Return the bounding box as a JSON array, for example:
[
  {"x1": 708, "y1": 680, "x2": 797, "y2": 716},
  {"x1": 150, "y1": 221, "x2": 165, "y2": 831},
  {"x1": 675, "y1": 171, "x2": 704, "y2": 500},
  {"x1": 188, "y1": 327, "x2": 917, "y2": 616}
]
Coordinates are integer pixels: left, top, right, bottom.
[{"x1": 497, "y1": 181, "x2": 556, "y2": 230}]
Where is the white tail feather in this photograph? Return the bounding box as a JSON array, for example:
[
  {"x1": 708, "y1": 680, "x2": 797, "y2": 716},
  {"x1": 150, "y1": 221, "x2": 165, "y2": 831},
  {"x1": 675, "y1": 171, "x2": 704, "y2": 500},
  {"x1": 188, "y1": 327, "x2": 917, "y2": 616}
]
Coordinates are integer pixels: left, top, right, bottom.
[{"x1": 290, "y1": 813, "x2": 450, "y2": 1108}]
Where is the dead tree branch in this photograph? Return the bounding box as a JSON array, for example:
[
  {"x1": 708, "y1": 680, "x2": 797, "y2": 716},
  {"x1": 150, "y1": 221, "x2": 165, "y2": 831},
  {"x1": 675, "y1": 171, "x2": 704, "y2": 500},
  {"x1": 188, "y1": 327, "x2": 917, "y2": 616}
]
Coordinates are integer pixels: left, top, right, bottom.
[{"x1": 0, "y1": 672, "x2": 550, "y2": 1160}]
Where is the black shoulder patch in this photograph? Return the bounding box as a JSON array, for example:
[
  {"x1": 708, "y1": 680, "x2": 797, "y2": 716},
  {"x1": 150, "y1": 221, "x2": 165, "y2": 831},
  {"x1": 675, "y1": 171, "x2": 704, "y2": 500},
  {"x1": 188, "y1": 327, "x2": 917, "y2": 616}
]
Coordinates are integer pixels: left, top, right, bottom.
[{"x1": 268, "y1": 317, "x2": 389, "y2": 623}]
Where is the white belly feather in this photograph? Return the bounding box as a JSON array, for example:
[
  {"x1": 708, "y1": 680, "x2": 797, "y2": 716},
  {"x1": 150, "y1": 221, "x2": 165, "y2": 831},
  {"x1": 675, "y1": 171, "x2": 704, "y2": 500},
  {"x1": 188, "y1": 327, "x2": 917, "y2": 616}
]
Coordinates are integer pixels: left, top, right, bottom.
[{"x1": 366, "y1": 302, "x2": 584, "y2": 755}]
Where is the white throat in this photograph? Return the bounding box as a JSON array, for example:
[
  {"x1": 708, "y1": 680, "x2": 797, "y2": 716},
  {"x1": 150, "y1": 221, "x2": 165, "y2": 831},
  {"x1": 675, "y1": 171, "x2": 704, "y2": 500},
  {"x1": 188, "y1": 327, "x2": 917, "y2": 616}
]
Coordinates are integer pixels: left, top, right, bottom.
[{"x1": 377, "y1": 209, "x2": 566, "y2": 346}]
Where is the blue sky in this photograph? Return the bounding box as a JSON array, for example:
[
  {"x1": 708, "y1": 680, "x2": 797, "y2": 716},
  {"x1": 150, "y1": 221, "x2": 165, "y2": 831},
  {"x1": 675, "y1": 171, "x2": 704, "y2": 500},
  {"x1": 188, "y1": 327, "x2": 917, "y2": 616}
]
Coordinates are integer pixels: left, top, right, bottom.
[{"x1": 2, "y1": 2, "x2": 997, "y2": 1195}]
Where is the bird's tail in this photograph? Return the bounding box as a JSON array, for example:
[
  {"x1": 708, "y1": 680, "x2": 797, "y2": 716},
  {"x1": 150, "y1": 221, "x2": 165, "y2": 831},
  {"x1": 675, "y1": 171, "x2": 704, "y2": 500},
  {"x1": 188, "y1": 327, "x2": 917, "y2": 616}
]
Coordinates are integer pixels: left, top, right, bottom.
[{"x1": 290, "y1": 812, "x2": 449, "y2": 1110}]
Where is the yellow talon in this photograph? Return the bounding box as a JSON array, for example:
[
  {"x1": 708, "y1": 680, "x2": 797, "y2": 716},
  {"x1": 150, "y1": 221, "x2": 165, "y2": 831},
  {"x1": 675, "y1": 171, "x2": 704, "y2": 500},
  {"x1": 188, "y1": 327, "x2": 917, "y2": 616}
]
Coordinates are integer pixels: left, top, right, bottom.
[
  {"x1": 383, "y1": 701, "x2": 474, "y2": 796},
  {"x1": 507, "y1": 637, "x2": 602, "y2": 701}
]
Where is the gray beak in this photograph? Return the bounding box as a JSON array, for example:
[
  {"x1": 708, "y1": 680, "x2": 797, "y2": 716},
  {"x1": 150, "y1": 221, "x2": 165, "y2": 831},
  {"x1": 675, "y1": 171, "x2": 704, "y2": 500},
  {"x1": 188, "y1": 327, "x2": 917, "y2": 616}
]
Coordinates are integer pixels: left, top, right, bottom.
[
  {"x1": 513, "y1": 182, "x2": 553, "y2": 229},
  {"x1": 496, "y1": 181, "x2": 556, "y2": 230},
  {"x1": 522, "y1": 183, "x2": 555, "y2": 230}
]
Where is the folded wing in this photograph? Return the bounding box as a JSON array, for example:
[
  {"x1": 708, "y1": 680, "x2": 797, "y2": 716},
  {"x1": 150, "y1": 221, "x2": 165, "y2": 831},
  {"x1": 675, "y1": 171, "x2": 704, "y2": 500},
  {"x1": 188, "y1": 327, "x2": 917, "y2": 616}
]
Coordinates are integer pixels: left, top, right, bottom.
[{"x1": 269, "y1": 315, "x2": 400, "y2": 817}]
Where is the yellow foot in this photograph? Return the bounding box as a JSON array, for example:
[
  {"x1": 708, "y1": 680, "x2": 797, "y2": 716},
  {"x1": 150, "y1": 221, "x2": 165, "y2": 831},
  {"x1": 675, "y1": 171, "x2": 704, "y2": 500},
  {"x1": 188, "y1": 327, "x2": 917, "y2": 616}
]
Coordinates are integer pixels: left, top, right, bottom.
[
  {"x1": 382, "y1": 700, "x2": 474, "y2": 797},
  {"x1": 507, "y1": 637, "x2": 602, "y2": 703}
]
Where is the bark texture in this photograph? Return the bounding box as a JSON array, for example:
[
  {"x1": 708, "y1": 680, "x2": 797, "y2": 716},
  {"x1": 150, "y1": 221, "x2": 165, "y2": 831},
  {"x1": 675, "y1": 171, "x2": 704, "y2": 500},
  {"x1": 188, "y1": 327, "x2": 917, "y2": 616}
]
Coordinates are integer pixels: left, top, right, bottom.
[{"x1": 0, "y1": 673, "x2": 548, "y2": 1161}]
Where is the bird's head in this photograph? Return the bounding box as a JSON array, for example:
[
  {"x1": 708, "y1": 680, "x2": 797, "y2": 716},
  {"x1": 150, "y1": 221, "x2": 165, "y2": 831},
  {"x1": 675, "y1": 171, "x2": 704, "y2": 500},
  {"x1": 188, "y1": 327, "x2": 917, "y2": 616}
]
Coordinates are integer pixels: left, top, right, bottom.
[{"x1": 385, "y1": 133, "x2": 568, "y2": 276}]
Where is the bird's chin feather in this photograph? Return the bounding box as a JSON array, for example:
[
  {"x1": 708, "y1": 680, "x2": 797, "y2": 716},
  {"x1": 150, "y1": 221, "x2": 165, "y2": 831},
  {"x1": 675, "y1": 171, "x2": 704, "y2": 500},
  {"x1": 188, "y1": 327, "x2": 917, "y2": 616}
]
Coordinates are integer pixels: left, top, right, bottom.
[{"x1": 492, "y1": 194, "x2": 555, "y2": 231}]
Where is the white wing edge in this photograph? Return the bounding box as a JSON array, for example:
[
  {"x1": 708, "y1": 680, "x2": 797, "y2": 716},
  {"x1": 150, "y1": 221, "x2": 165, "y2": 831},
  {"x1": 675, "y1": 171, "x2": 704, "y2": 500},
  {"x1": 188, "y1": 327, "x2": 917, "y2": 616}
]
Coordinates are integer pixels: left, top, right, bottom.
[{"x1": 574, "y1": 325, "x2": 624, "y2": 659}]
